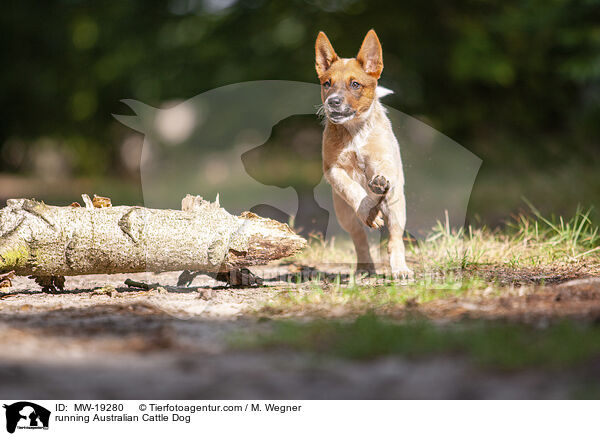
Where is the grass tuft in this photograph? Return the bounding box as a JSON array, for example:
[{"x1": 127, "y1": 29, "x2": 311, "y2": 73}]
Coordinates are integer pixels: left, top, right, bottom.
[
  {"x1": 259, "y1": 274, "x2": 490, "y2": 317},
  {"x1": 409, "y1": 204, "x2": 600, "y2": 272}
]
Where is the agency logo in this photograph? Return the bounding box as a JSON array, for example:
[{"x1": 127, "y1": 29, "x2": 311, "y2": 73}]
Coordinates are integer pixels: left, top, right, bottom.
[
  {"x1": 115, "y1": 80, "x2": 481, "y2": 243},
  {"x1": 3, "y1": 402, "x2": 50, "y2": 434}
]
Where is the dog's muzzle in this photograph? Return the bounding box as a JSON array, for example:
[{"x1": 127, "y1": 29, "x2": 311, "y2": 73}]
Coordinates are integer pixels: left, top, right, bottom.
[{"x1": 324, "y1": 95, "x2": 356, "y2": 123}]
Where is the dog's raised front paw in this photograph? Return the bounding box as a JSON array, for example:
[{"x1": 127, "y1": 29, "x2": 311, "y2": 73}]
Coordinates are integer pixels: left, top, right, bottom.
[{"x1": 368, "y1": 175, "x2": 390, "y2": 195}]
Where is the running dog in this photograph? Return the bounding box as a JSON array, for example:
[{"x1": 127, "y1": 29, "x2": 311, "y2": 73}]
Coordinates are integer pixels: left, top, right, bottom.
[{"x1": 315, "y1": 29, "x2": 412, "y2": 278}]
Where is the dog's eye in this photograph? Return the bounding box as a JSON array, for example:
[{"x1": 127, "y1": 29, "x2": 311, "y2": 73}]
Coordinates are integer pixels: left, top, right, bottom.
[
  {"x1": 350, "y1": 81, "x2": 361, "y2": 89},
  {"x1": 322, "y1": 80, "x2": 331, "y2": 88}
]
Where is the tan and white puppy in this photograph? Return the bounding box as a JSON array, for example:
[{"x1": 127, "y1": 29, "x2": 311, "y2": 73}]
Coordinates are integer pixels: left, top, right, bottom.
[{"x1": 315, "y1": 29, "x2": 412, "y2": 278}]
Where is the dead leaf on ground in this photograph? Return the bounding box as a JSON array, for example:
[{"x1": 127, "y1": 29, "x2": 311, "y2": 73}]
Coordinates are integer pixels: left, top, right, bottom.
[{"x1": 0, "y1": 271, "x2": 16, "y2": 289}]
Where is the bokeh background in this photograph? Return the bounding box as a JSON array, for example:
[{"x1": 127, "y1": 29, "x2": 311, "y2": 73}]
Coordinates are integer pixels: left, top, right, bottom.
[{"x1": 2, "y1": 0, "x2": 599, "y2": 226}]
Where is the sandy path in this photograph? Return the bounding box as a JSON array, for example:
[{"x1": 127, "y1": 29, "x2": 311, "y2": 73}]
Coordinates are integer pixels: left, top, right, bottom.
[{"x1": 1, "y1": 269, "x2": 598, "y2": 399}]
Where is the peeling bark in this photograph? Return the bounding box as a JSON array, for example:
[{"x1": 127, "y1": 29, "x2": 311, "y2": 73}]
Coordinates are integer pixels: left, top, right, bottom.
[{"x1": 0, "y1": 195, "x2": 306, "y2": 277}]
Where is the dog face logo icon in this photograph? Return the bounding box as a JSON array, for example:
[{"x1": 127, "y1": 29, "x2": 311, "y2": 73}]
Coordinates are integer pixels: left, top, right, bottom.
[
  {"x1": 115, "y1": 80, "x2": 481, "y2": 243},
  {"x1": 3, "y1": 402, "x2": 50, "y2": 434}
]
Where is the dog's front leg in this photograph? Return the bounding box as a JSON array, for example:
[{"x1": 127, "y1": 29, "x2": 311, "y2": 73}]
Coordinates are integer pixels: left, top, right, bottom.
[
  {"x1": 363, "y1": 148, "x2": 412, "y2": 279},
  {"x1": 325, "y1": 166, "x2": 384, "y2": 228},
  {"x1": 384, "y1": 192, "x2": 413, "y2": 279},
  {"x1": 364, "y1": 150, "x2": 402, "y2": 199}
]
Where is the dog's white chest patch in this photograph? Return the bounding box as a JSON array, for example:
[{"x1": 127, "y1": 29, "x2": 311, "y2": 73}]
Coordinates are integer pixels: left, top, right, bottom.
[{"x1": 344, "y1": 119, "x2": 372, "y2": 172}]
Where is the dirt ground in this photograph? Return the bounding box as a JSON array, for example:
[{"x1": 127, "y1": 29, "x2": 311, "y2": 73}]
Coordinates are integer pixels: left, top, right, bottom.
[{"x1": 1, "y1": 265, "x2": 600, "y2": 400}]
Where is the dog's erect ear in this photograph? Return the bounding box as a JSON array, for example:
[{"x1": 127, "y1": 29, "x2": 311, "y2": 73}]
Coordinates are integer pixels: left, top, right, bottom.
[
  {"x1": 315, "y1": 32, "x2": 338, "y2": 77},
  {"x1": 357, "y1": 29, "x2": 383, "y2": 79}
]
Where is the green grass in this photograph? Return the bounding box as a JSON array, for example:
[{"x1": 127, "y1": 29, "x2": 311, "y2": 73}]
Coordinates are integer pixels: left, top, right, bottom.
[
  {"x1": 292, "y1": 205, "x2": 600, "y2": 275},
  {"x1": 241, "y1": 315, "x2": 600, "y2": 370},
  {"x1": 409, "y1": 204, "x2": 600, "y2": 272},
  {"x1": 260, "y1": 274, "x2": 490, "y2": 316},
  {"x1": 244, "y1": 206, "x2": 600, "y2": 376},
  {"x1": 263, "y1": 207, "x2": 599, "y2": 316}
]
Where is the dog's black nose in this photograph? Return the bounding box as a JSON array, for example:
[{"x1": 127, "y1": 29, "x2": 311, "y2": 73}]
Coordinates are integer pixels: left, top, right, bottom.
[{"x1": 327, "y1": 96, "x2": 342, "y2": 108}]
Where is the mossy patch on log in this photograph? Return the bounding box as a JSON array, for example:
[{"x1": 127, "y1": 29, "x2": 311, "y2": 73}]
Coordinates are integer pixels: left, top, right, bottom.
[{"x1": 0, "y1": 244, "x2": 30, "y2": 271}]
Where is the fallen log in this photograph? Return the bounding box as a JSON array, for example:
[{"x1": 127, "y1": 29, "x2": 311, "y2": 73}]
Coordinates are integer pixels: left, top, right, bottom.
[{"x1": 0, "y1": 194, "x2": 306, "y2": 279}]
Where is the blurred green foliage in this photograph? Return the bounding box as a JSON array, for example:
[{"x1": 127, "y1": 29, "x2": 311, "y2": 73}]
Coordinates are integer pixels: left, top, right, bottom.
[{"x1": 1, "y1": 0, "x2": 599, "y2": 174}]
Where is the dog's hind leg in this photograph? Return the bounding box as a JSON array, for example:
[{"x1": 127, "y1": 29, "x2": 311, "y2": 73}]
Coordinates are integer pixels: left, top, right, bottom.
[{"x1": 332, "y1": 192, "x2": 376, "y2": 274}]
